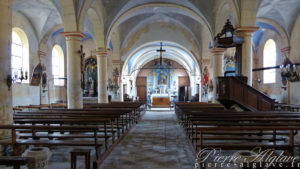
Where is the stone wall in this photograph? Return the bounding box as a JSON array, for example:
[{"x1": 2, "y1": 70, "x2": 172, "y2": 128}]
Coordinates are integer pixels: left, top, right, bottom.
[
  {"x1": 252, "y1": 29, "x2": 288, "y2": 103},
  {"x1": 290, "y1": 16, "x2": 300, "y2": 104},
  {"x1": 11, "y1": 12, "x2": 41, "y2": 106}
]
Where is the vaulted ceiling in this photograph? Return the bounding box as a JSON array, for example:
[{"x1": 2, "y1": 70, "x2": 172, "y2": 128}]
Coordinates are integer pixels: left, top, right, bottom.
[
  {"x1": 257, "y1": 0, "x2": 300, "y2": 37},
  {"x1": 11, "y1": 0, "x2": 300, "y2": 56}
]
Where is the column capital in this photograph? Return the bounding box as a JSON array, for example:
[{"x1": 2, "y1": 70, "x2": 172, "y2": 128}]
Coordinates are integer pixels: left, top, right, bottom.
[
  {"x1": 38, "y1": 51, "x2": 47, "y2": 56},
  {"x1": 60, "y1": 31, "x2": 86, "y2": 40},
  {"x1": 236, "y1": 26, "x2": 259, "y2": 36},
  {"x1": 210, "y1": 48, "x2": 226, "y2": 55},
  {"x1": 281, "y1": 46, "x2": 291, "y2": 56},
  {"x1": 94, "y1": 48, "x2": 112, "y2": 57}
]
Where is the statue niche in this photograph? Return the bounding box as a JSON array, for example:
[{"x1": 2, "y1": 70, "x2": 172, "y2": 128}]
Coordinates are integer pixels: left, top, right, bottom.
[{"x1": 83, "y1": 58, "x2": 97, "y2": 97}]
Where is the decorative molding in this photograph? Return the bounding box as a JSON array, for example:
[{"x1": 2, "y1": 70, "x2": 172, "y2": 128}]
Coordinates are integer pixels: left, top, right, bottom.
[
  {"x1": 210, "y1": 48, "x2": 226, "y2": 54},
  {"x1": 38, "y1": 51, "x2": 47, "y2": 56},
  {"x1": 60, "y1": 31, "x2": 86, "y2": 39},
  {"x1": 281, "y1": 46, "x2": 291, "y2": 54},
  {"x1": 93, "y1": 48, "x2": 112, "y2": 56},
  {"x1": 236, "y1": 26, "x2": 259, "y2": 33}
]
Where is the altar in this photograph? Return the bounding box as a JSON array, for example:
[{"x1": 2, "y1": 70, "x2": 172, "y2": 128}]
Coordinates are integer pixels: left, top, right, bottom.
[{"x1": 151, "y1": 94, "x2": 170, "y2": 106}]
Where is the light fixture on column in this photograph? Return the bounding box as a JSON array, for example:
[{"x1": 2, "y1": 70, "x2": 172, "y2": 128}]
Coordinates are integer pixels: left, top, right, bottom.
[{"x1": 7, "y1": 68, "x2": 28, "y2": 90}]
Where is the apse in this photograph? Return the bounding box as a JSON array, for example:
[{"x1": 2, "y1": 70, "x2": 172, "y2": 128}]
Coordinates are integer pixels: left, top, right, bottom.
[{"x1": 121, "y1": 41, "x2": 201, "y2": 104}]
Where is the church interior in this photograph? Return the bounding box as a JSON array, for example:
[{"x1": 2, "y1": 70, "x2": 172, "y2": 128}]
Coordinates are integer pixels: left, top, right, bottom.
[{"x1": 1, "y1": 0, "x2": 300, "y2": 168}]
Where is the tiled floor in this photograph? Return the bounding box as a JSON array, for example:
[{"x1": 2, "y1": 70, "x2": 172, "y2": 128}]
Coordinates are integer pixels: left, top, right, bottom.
[{"x1": 99, "y1": 110, "x2": 195, "y2": 169}]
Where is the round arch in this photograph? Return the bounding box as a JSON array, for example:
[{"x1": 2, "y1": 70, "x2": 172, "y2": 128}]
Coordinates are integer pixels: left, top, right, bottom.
[
  {"x1": 256, "y1": 18, "x2": 289, "y2": 48},
  {"x1": 121, "y1": 41, "x2": 202, "y2": 101},
  {"x1": 12, "y1": 27, "x2": 29, "y2": 50}
]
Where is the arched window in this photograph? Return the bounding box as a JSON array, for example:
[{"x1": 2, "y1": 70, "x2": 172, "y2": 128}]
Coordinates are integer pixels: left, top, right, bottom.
[
  {"x1": 263, "y1": 39, "x2": 276, "y2": 83},
  {"x1": 52, "y1": 45, "x2": 65, "y2": 86},
  {"x1": 11, "y1": 28, "x2": 29, "y2": 83}
]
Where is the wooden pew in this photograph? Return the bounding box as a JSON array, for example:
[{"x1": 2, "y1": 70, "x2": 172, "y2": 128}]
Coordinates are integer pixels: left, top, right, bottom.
[
  {"x1": 195, "y1": 126, "x2": 300, "y2": 154},
  {"x1": 0, "y1": 156, "x2": 29, "y2": 169},
  {"x1": 174, "y1": 102, "x2": 225, "y2": 123},
  {"x1": 14, "y1": 112, "x2": 123, "y2": 139},
  {"x1": 176, "y1": 104, "x2": 300, "y2": 155},
  {"x1": 15, "y1": 108, "x2": 134, "y2": 132},
  {"x1": 13, "y1": 115, "x2": 119, "y2": 150},
  {"x1": 184, "y1": 110, "x2": 300, "y2": 139},
  {"x1": 84, "y1": 103, "x2": 144, "y2": 125},
  {"x1": 0, "y1": 125, "x2": 103, "y2": 159},
  {"x1": 13, "y1": 107, "x2": 141, "y2": 151},
  {"x1": 10, "y1": 102, "x2": 144, "y2": 166},
  {"x1": 15, "y1": 103, "x2": 67, "y2": 111}
]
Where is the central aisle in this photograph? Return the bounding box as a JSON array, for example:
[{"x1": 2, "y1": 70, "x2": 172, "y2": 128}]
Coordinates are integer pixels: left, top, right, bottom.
[{"x1": 100, "y1": 110, "x2": 196, "y2": 169}]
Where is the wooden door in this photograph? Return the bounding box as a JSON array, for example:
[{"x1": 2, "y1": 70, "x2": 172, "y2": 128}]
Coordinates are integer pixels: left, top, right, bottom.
[
  {"x1": 137, "y1": 86, "x2": 147, "y2": 101},
  {"x1": 179, "y1": 86, "x2": 185, "y2": 101},
  {"x1": 123, "y1": 84, "x2": 127, "y2": 95},
  {"x1": 179, "y1": 76, "x2": 190, "y2": 102},
  {"x1": 136, "y1": 77, "x2": 147, "y2": 101}
]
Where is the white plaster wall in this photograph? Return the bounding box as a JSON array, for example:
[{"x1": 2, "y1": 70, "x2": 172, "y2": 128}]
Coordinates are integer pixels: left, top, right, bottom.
[
  {"x1": 39, "y1": 31, "x2": 67, "y2": 104},
  {"x1": 12, "y1": 84, "x2": 40, "y2": 106},
  {"x1": 253, "y1": 29, "x2": 288, "y2": 103},
  {"x1": 290, "y1": 16, "x2": 300, "y2": 104},
  {"x1": 12, "y1": 12, "x2": 41, "y2": 107}
]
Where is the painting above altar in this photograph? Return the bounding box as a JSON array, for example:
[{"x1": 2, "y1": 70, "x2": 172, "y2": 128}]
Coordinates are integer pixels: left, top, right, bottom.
[
  {"x1": 158, "y1": 68, "x2": 168, "y2": 85},
  {"x1": 83, "y1": 58, "x2": 97, "y2": 97}
]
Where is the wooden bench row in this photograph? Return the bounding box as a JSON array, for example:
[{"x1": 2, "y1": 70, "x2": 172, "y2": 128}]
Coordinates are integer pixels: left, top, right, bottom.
[
  {"x1": 175, "y1": 102, "x2": 300, "y2": 156},
  {"x1": 1, "y1": 102, "x2": 145, "y2": 169}
]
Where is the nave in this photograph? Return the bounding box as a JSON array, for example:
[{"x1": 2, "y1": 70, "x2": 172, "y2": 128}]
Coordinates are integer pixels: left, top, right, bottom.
[
  {"x1": 2, "y1": 0, "x2": 300, "y2": 169},
  {"x1": 99, "y1": 110, "x2": 195, "y2": 169}
]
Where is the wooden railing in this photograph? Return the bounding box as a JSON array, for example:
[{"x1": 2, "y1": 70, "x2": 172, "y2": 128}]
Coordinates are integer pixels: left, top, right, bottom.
[{"x1": 216, "y1": 76, "x2": 275, "y2": 111}]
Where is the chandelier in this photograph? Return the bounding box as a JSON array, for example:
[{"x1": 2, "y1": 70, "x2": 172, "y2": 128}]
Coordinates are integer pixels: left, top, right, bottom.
[{"x1": 280, "y1": 58, "x2": 300, "y2": 85}]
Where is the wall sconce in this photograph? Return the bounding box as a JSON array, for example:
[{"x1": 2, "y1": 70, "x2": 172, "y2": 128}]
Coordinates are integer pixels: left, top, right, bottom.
[
  {"x1": 254, "y1": 78, "x2": 261, "y2": 84},
  {"x1": 6, "y1": 68, "x2": 28, "y2": 90},
  {"x1": 6, "y1": 75, "x2": 12, "y2": 91}
]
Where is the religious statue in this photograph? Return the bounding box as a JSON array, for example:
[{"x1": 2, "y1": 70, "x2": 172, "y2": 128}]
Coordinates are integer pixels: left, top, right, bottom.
[
  {"x1": 83, "y1": 58, "x2": 97, "y2": 97},
  {"x1": 89, "y1": 77, "x2": 95, "y2": 96},
  {"x1": 202, "y1": 66, "x2": 210, "y2": 98},
  {"x1": 113, "y1": 67, "x2": 120, "y2": 88}
]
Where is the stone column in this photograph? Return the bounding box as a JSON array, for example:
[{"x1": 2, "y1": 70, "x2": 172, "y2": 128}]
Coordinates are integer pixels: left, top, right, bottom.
[
  {"x1": 61, "y1": 32, "x2": 86, "y2": 109},
  {"x1": 211, "y1": 48, "x2": 226, "y2": 102},
  {"x1": 237, "y1": 27, "x2": 259, "y2": 86},
  {"x1": 0, "y1": 0, "x2": 13, "y2": 153},
  {"x1": 95, "y1": 50, "x2": 110, "y2": 103}
]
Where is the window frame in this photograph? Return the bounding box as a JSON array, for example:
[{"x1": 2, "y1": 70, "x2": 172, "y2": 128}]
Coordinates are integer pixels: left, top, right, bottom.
[
  {"x1": 263, "y1": 39, "x2": 277, "y2": 84},
  {"x1": 52, "y1": 45, "x2": 65, "y2": 86},
  {"x1": 11, "y1": 28, "x2": 29, "y2": 84}
]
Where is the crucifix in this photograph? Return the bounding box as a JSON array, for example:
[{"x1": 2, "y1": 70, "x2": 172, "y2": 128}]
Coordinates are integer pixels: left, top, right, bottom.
[
  {"x1": 157, "y1": 42, "x2": 166, "y2": 65},
  {"x1": 78, "y1": 45, "x2": 85, "y2": 90}
]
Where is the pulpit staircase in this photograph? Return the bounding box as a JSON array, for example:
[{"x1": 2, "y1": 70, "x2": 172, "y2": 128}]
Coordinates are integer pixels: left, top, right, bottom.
[{"x1": 216, "y1": 76, "x2": 275, "y2": 111}]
